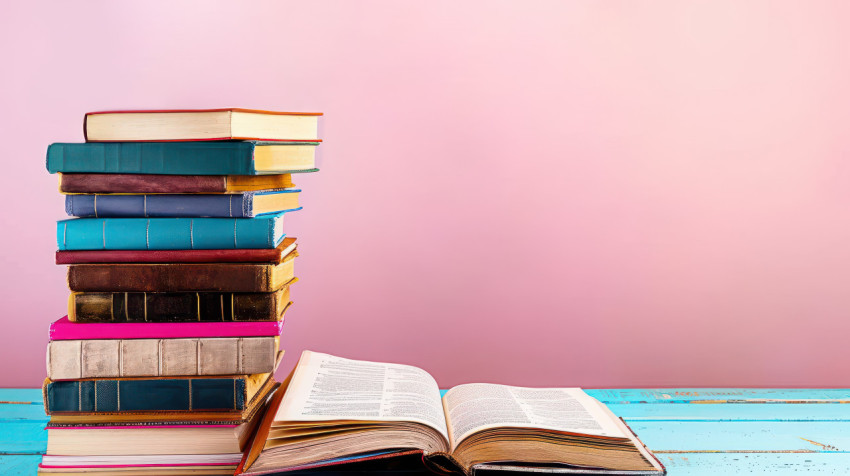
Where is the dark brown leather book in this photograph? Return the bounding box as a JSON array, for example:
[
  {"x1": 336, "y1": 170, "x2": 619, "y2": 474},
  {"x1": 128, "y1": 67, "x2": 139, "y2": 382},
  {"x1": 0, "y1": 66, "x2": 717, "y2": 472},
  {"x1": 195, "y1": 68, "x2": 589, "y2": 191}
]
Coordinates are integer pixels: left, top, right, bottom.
[
  {"x1": 57, "y1": 238, "x2": 296, "y2": 264},
  {"x1": 69, "y1": 284, "x2": 293, "y2": 322},
  {"x1": 68, "y1": 253, "x2": 295, "y2": 292},
  {"x1": 59, "y1": 173, "x2": 295, "y2": 194}
]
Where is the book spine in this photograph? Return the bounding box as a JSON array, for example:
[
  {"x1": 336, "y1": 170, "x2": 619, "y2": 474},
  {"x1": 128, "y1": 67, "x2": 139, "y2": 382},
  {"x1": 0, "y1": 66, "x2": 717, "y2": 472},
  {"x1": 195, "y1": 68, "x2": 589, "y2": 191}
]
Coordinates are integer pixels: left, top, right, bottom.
[
  {"x1": 67, "y1": 263, "x2": 276, "y2": 292},
  {"x1": 46, "y1": 142, "x2": 257, "y2": 175},
  {"x1": 65, "y1": 194, "x2": 253, "y2": 218},
  {"x1": 47, "y1": 338, "x2": 277, "y2": 380},
  {"x1": 48, "y1": 316, "x2": 284, "y2": 340},
  {"x1": 57, "y1": 213, "x2": 285, "y2": 250},
  {"x1": 59, "y1": 173, "x2": 230, "y2": 194},
  {"x1": 55, "y1": 242, "x2": 295, "y2": 264},
  {"x1": 69, "y1": 289, "x2": 289, "y2": 322},
  {"x1": 44, "y1": 377, "x2": 247, "y2": 413}
]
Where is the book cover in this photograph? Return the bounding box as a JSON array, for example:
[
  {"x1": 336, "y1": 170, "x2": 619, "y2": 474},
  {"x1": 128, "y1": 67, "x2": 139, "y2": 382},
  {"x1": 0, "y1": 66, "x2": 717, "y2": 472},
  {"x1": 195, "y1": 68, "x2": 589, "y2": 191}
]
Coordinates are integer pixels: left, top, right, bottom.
[
  {"x1": 47, "y1": 141, "x2": 319, "y2": 175},
  {"x1": 69, "y1": 286, "x2": 292, "y2": 323},
  {"x1": 67, "y1": 257, "x2": 295, "y2": 292},
  {"x1": 43, "y1": 373, "x2": 270, "y2": 414},
  {"x1": 57, "y1": 212, "x2": 290, "y2": 250},
  {"x1": 59, "y1": 173, "x2": 297, "y2": 194},
  {"x1": 47, "y1": 337, "x2": 279, "y2": 380},
  {"x1": 65, "y1": 190, "x2": 300, "y2": 218},
  {"x1": 84, "y1": 108, "x2": 322, "y2": 142},
  {"x1": 48, "y1": 316, "x2": 284, "y2": 340},
  {"x1": 57, "y1": 237, "x2": 296, "y2": 264}
]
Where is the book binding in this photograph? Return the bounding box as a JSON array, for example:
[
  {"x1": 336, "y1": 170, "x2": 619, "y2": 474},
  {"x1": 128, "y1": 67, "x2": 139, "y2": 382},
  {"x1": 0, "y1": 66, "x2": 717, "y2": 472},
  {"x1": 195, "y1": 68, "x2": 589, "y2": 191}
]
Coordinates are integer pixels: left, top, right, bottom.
[
  {"x1": 57, "y1": 212, "x2": 291, "y2": 251},
  {"x1": 47, "y1": 337, "x2": 279, "y2": 380},
  {"x1": 48, "y1": 316, "x2": 284, "y2": 340}
]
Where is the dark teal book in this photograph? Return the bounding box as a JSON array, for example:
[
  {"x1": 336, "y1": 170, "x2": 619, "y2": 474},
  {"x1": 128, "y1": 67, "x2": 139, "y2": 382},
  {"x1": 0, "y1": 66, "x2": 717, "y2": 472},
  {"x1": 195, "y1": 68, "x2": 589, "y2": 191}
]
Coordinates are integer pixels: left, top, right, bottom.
[
  {"x1": 43, "y1": 374, "x2": 272, "y2": 414},
  {"x1": 57, "y1": 212, "x2": 289, "y2": 250},
  {"x1": 46, "y1": 141, "x2": 319, "y2": 175}
]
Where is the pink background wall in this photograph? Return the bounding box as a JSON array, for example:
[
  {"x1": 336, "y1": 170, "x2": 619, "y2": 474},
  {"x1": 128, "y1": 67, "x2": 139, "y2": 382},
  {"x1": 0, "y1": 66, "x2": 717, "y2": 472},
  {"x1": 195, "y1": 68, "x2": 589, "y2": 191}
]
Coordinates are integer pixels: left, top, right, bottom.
[{"x1": 2, "y1": 1, "x2": 849, "y2": 388}]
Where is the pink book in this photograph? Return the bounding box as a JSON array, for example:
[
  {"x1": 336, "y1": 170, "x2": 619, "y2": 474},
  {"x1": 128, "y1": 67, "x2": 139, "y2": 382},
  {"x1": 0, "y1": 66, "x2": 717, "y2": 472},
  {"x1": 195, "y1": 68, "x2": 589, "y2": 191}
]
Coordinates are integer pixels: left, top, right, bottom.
[{"x1": 48, "y1": 316, "x2": 284, "y2": 340}]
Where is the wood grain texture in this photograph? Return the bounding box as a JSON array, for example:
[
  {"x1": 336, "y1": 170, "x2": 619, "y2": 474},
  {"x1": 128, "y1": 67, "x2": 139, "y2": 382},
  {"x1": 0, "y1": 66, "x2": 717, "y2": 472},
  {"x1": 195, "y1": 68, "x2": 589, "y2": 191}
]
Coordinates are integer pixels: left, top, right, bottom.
[
  {"x1": 629, "y1": 421, "x2": 850, "y2": 452},
  {"x1": 607, "y1": 403, "x2": 850, "y2": 421},
  {"x1": 587, "y1": 389, "x2": 850, "y2": 403},
  {"x1": 0, "y1": 422, "x2": 47, "y2": 454},
  {"x1": 0, "y1": 455, "x2": 42, "y2": 475},
  {"x1": 659, "y1": 453, "x2": 850, "y2": 475}
]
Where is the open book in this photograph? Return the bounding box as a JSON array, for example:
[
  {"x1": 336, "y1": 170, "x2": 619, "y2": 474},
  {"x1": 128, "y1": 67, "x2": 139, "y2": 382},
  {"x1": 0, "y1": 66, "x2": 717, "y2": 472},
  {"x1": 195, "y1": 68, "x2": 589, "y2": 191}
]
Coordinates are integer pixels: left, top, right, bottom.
[{"x1": 239, "y1": 351, "x2": 665, "y2": 475}]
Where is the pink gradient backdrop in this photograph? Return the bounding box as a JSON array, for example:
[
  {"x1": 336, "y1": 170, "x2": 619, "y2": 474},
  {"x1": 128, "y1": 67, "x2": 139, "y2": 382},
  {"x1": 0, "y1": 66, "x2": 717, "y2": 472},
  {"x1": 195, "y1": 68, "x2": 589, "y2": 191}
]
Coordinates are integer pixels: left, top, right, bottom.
[{"x1": 1, "y1": 1, "x2": 849, "y2": 387}]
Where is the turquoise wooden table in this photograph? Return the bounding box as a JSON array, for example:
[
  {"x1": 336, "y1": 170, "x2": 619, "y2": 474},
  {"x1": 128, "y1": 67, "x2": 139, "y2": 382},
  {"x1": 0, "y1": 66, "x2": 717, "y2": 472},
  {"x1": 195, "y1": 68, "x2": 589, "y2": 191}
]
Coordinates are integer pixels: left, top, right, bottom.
[{"x1": 3, "y1": 388, "x2": 849, "y2": 475}]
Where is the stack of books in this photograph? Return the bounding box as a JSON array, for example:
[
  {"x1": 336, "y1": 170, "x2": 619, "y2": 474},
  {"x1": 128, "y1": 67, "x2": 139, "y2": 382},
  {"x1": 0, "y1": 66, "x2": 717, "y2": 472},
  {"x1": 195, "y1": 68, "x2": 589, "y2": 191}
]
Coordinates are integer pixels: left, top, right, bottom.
[{"x1": 40, "y1": 108, "x2": 322, "y2": 476}]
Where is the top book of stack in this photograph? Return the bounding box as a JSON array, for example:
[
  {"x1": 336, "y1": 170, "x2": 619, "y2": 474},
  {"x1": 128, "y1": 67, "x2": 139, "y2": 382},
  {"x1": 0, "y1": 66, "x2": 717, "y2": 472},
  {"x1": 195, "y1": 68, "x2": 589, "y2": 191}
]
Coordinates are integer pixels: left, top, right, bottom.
[{"x1": 84, "y1": 108, "x2": 322, "y2": 142}]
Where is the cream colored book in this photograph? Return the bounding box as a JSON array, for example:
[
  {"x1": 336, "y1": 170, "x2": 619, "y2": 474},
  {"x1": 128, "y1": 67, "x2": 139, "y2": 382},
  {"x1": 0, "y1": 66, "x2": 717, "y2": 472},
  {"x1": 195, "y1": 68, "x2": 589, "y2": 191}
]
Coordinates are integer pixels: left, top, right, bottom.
[
  {"x1": 84, "y1": 108, "x2": 322, "y2": 142},
  {"x1": 241, "y1": 351, "x2": 666, "y2": 475},
  {"x1": 39, "y1": 454, "x2": 240, "y2": 475},
  {"x1": 47, "y1": 337, "x2": 279, "y2": 380}
]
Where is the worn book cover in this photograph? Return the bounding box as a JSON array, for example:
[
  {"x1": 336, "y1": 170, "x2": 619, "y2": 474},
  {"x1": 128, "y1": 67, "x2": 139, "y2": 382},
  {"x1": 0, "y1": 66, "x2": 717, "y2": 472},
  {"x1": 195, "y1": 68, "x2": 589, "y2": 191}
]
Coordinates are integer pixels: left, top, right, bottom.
[
  {"x1": 67, "y1": 255, "x2": 295, "y2": 292},
  {"x1": 47, "y1": 337, "x2": 280, "y2": 380},
  {"x1": 44, "y1": 373, "x2": 273, "y2": 415},
  {"x1": 68, "y1": 285, "x2": 292, "y2": 323},
  {"x1": 59, "y1": 173, "x2": 297, "y2": 194}
]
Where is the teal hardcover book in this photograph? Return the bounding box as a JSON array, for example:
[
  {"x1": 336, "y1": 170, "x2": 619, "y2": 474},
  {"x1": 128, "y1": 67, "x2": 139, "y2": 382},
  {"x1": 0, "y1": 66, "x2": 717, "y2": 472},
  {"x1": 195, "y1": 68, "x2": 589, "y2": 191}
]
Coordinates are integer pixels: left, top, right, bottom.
[
  {"x1": 46, "y1": 141, "x2": 319, "y2": 175},
  {"x1": 43, "y1": 374, "x2": 269, "y2": 414},
  {"x1": 57, "y1": 212, "x2": 290, "y2": 250}
]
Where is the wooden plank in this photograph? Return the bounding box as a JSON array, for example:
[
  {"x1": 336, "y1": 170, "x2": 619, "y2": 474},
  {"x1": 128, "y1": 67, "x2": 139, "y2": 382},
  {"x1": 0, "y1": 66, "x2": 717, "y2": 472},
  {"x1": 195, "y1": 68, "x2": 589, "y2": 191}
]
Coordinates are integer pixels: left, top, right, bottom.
[
  {"x1": 0, "y1": 421, "x2": 47, "y2": 454},
  {"x1": 609, "y1": 403, "x2": 850, "y2": 421},
  {"x1": 0, "y1": 403, "x2": 47, "y2": 421},
  {"x1": 0, "y1": 455, "x2": 41, "y2": 475},
  {"x1": 660, "y1": 453, "x2": 850, "y2": 475},
  {"x1": 0, "y1": 389, "x2": 42, "y2": 404},
  {"x1": 588, "y1": 388, "x2": 850, "y2": 403},
  {"x1": 630, "y1": 421, "x2": 850, "y2": 453}
]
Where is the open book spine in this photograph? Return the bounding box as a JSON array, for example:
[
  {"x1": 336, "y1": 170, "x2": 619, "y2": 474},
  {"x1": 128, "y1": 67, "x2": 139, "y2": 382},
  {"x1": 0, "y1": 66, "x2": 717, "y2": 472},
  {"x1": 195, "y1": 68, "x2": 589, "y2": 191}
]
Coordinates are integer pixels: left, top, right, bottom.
[
  {"x1": 69, "y1": 288, "x2": 291, "y2": 322},
  {"x1": 47, "y1": 337, "x2": 278, "y2": 380},
  {"x1": 67, "y1": 258, "x2": 295, "y2": 293},
  {"x1": 58, "y1": 173, "x2": 296, "y2": 194},
  {"x1": 57, "y1": 213, "x2": 290, "y2": 251},
  {"x1": 43, "y1": 376, "x2": 252, "y2": 414}
]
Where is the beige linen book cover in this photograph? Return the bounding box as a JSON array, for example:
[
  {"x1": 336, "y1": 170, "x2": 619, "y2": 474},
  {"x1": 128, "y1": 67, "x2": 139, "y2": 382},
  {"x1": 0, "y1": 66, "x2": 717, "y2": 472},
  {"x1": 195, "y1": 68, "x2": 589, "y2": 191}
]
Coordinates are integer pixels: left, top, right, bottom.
[{"x1": 47, "y1": 337, "x2": 279, "y2": 380}]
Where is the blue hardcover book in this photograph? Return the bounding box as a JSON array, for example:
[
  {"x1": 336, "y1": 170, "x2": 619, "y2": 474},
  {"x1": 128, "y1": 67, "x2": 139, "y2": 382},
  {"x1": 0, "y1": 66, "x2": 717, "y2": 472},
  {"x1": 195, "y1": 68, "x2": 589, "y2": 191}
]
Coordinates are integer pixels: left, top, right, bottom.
[
  {"x1": 46, "y1": 141, "x2": 319, "y2": 175},
  {"x1": 65, "y1": 190, "x2": 301, "y2": 218},
  {"x1": 57, "y1": 212, "x2": 290, "y2": 250}
]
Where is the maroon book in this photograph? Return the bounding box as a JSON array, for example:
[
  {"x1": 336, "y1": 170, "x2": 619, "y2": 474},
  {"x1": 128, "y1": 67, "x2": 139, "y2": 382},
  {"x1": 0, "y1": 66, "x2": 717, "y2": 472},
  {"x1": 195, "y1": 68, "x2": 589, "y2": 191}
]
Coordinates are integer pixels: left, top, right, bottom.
[
  {"x1": 56, "y1": 238, "x2": 296, "y2": 264},
  {"x1": 59, "y1": 173, "x2": 295, "y2": 194}
]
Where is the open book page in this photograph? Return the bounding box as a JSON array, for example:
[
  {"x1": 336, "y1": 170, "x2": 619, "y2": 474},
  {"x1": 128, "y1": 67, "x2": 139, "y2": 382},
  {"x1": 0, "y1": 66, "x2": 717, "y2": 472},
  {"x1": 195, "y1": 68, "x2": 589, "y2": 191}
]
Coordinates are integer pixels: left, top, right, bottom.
[
  {"x1": 443, "y1": 383, "x2": 628, "y2": 450},
  {"x1": 274, "y1": 351, "x2": 449, "y2": 443}
]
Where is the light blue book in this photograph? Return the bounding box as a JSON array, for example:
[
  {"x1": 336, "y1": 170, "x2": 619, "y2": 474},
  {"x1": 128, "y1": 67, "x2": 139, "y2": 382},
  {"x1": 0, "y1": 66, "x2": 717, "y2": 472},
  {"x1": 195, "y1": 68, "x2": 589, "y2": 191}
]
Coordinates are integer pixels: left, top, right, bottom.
[{"x1": 56, "y1": 212, "x2": 289, "y2": 251}]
